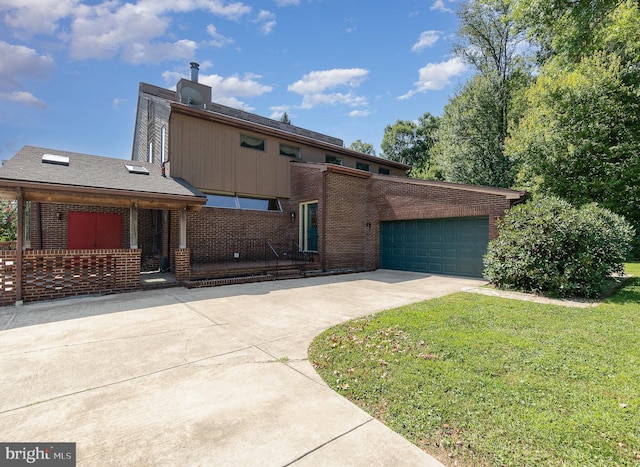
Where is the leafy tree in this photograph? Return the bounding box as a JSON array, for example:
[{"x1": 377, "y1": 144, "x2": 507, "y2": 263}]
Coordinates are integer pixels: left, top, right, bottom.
[
  {"x1": 434, "y1": 73, "x2": 529, "y2": 188},
  {"x1": 380, "y1": 113, "x2": 440, "y2": 178},
  {"x1": 0, "y1": 200, "x2": 17, "y2": 242},
  {"x1": 484, "y1": 196, "x2": 635, "y2": 298},
  {"x1": 280, "y1": 112, "x2": 291, "y2": 125},
  {"x1": 512, "y1": 0, "x2": 636, "y2": 64},
  {"x1": 349, "y1": 140, "x2": 376, "y2": 156},
  {"x1": 454, "y1": 0, "x2": 528, "y2": 138},
  {"x1": 507, "y1": 53, "x2": 640, "y2": 251},
  {"x1": 435, "y1": 0, "x2": 531, "y2": 188}
]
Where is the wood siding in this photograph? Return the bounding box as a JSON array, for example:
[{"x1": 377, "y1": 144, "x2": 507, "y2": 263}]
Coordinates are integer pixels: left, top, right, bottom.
[{"x1": 169, "y1": 113, "x2": 290, "y2": 198}]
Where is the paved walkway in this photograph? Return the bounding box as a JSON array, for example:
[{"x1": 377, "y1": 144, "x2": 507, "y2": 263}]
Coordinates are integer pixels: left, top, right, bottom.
[{"x1": 0, "y1": 270, "x2": 485, "y2": 466}]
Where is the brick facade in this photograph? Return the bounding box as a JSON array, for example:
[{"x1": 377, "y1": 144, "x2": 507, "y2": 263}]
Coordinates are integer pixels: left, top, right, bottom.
[
  {"x1": 0, "y1": 249, "x2": 141, "y2": 304},
  {"x1": 9, "y1": 163, "x2": 520, "y2": 306},
  {"x1": 289, "y1": 165, "x2": 519, "y2": 272},
  {"x1": 171, "y1": 205, "x2": 297, "y2": 267}
]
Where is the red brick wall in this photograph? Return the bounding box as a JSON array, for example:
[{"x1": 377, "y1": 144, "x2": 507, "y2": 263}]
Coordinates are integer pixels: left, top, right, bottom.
[
  {"x1": 174, "y1": 248, "x2": 190, "y2": 282},
  {"x1": 173, "y1": 207, "x2": 297, "y2": 266},
  {"x1": 0, "y1": 251, "x2": 17, "y2": 306},
  {"x1": 16, "y1": 249, "x2": 141, "y2": 304},
  {"x1": 289, "y1": 165, "x2": 516, "y2": 273},
  {"x1": 324, "y1": 171, "x2": 371, "y2": 270}
]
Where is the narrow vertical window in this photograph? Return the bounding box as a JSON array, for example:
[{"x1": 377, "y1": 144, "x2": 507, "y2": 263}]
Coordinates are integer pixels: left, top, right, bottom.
[
  {"x1": 160, "y1": 126, "x2": 166, "y2": 163},
  {"x1": 148, "y1": 141, "x2": 153, "y2": 163},
  {"x1": 299, "y1": 201, "x2": 319, "y2": 252}
]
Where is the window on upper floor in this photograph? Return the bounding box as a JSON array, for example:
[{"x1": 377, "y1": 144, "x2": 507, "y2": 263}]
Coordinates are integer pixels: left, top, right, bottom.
[
  {"x1": 240, "y1": 134, "x2": 266, "y2": 151},
  {"x1": 356, "y1": 162, "x2": 370, "y2": 172},
  {"x1": 279, "y1": 143, "x2": 301, "y2": 159},
  {"x1": 325, "y1": 155, "x2": 343, "y2": 165},
  {"x1": 378, "y1": 167, "x2": 391, "y2": 175}
]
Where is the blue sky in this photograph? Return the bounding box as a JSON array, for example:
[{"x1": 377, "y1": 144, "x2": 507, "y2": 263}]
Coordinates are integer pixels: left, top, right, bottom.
[{"x1": 0, "y1": 0, "x2": 471, "y2": 160}]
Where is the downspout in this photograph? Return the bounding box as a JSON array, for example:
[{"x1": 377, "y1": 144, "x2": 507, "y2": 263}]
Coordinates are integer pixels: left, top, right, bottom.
[{"x1": 321, "y1": 170, "x2": 327, "y2": 271}]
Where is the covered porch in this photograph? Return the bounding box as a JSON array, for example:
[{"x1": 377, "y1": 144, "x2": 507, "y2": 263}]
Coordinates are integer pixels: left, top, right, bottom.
[{"x1": 0, "y1": 146, "x2": 206, "y2": 305}]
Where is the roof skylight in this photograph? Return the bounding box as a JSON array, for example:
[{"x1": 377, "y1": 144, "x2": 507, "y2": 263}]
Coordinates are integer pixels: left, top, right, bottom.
[
  {"x1": 42, "y1": 154, "x2": 70, "y2": 166},
  {"x1": 125, "y1": 164, "x2": 150, "y2": 175}
]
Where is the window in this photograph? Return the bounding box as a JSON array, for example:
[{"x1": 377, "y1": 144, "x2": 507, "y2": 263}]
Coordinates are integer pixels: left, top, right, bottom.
[
  {"x1": 240, "y1": 134, "x2": 265, "y2": 151},
  {"x1": 160, "y1": 126, "x2": 166, "y2": 163},
  {"x1": 205, "y1": 194, "x2": 281, "y2": 211},
  {"x1": 279, "y1": 143, "x2": 301, "y2": 159},
  {"x1": 205, "y1": 194, "x2": 237, "y2": 208},
  {"x1": 325, "y1": 155, "x2": 343, "y2": 165},
  {"x1": 378, "y1": 167, "x2": 391, "y2": 175},
  {"x1": 356, "y1": 162, "x2": 370, "y2": 172},
  {"x1": 148, "y1": 141, "x2": 153, "y2": 163},
  {"x1": 299, "y1": 201, "x2": 319, "y2": 252}
]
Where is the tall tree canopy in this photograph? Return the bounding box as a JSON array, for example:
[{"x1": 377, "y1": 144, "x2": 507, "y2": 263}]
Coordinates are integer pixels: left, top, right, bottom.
[
  {"x1": 349, "y1": 140, "x2": 376, "y2": 156},
  {"x1": 435, "y1": 0, "x2": 530, "y2": 187},
  {"x1": 508, "y1": 0, "x2": 640, "y2": 253},
  {"x1": 381, "y1": 113, "x2": 440, "y2": 178}
]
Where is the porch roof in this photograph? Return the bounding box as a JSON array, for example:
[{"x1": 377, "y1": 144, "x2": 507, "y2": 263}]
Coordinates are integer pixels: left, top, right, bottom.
[{"x1": 0, "y1": 146, "x2": 206, "y2": 211}]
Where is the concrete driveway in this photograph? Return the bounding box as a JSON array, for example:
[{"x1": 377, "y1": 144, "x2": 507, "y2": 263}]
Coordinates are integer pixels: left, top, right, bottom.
[{"x1": 0, "y1": 270, "x2": 485, "y2": 466}]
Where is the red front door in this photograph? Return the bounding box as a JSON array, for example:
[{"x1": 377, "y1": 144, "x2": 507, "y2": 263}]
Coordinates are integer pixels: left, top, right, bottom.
[{"x1": 68, "y1": 212, "x2": 122, "y2": 249}]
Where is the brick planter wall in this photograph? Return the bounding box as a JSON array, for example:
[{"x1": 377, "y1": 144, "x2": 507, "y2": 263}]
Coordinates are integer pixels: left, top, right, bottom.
[
  {"x1": 12, "y1": 249, "x2": 141, "y2": 304},
  {"x1": 0, "y1": 251, "x2": 17, "y2": 307},
  {"x1": 174, "y1": 248, "x2": 190, "y2": 282}
]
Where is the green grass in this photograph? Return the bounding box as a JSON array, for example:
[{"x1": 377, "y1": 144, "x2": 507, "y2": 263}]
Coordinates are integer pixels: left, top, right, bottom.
[{"x1": 309, "y1": 264, "x2": 640, "y2": 466}]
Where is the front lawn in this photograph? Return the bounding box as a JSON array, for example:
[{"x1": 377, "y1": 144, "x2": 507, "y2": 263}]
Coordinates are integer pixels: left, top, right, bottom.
[{"x1": 309, "y1": 264, "x2": 640, "y2": 466}]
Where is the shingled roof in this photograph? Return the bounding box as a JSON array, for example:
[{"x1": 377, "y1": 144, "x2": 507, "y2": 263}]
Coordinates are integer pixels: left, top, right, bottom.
[{"x1": 0, "y1": 146, "x2": 206, "y2": 210}]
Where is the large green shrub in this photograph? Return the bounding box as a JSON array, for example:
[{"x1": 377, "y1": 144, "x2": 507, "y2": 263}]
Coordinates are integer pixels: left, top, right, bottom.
[{"x1": 484, "y1": 196, "x2": 635, "y2": 298}]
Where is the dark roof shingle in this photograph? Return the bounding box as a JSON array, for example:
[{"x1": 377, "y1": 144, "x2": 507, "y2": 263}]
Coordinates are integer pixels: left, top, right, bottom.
[{"x1": 0, "y1": 146, "x2": 205, "y2": 200}]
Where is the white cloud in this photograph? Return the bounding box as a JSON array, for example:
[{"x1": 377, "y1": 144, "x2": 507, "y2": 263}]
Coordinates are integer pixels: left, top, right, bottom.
[
  {"x1": 411, "y1": 31, "x2": 440, "y2": 52},
  {"x1": 206, "y1": 24, "x2": 234, "y2": 48},
  {"x1": 136, "y1": 0, "x2": 251, "y2": 19},
  {"x1": 70, "y1": 2, "x2": 171, "y2": 61},
  {"x1": 349, "y1": 109, "x2": 370, "y2": 117},
  {"x1": 0, "y1": 91, "x2": 46, "y2": 108},
  {"x1": 0, "y1": 41, "x2": 54, "y2": 88},
  {"x1": 288, "y1": 68, "x2": 368, "y2": 94},
  {"x1": 122, "y1": 39, "x2": 197, "y2": 64},
  {"x1": 299, "y1": 92, "x2": 367, "y2": 109},
  {"x1": 274, "y1": 0, "x2": 299, "y2": 6},
  {"x1": 288, "y1": 68, "x2": 369, "y2": 110},
  {"x1": 399, "y1": 57, "x2": 468, "y2": 100},
  {"x1": 162, "y1": 69, "x2": 273, "y2": 110},
  {"x1": 1, "y1": 0, "x2": 252, "y2": 64},
  {"x1": 0, "y1": 0, "x2": 79, "y2": 35},
  {"x1": 430, "y1": 0, "x2": 453, "y2": 13},
  {"x1": 255, "y1": 10, "x2": 276, "y2": 35},
  {"x1": 112, "y1": 97, "x2": 127, "y2": 109},
  {"x1": 0, "y1": 41, "x2": 52, "y2": 108},
  {"x1": 269, "y1": 105, "x2": 290, "y2": 120}
]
